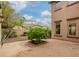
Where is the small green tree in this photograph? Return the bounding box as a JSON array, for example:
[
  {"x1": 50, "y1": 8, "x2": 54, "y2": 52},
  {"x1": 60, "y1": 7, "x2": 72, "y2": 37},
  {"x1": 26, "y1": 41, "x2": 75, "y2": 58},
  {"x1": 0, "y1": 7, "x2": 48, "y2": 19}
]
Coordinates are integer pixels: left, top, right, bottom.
[
  {"x1": 2, "y1": 1, "x2": 14, "y2": 28},
  {"x1": 27, "y1": 26, "x2": 50, "y2": 44}
]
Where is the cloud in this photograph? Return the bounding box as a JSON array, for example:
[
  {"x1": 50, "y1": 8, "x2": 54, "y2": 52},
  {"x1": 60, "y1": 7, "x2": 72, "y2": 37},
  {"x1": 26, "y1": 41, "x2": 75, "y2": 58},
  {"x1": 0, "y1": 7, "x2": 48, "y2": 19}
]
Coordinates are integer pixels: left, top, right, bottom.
[
  {"x1": 9, "y1": 1, "x2": 30, "y2": 12},
  {"x1": 23, "y1": 15, "x2": 51, "y2": 27},
  {"x1": 41, "y1": 10, "x2": 51, "y2": 17},
  {"x1": 9, "y1": 1, "x2": 40, "y2": 13},
  {"x1": 9, "y1": 1, "x2": 51, "y2": 28},
  {"x1": 23, "y1": 15, "x2": 51, "y2": 28},
  {"x1": 23, "y1": 14, "x2": 33, "y2": 20},
  {"x1": 40, "y1": 10, "x2": 51, "y2": 27},
  {"x1": 35, "y1": 18, "x2": 51, "y2": 28}
]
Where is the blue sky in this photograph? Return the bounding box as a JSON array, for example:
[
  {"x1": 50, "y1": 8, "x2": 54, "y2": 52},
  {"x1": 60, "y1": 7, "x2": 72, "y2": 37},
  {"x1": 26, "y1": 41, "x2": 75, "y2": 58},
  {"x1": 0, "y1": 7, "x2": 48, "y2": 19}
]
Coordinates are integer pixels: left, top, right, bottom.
[{"x1": 9, "y1": 1, "x2": 51, "y2": 28}]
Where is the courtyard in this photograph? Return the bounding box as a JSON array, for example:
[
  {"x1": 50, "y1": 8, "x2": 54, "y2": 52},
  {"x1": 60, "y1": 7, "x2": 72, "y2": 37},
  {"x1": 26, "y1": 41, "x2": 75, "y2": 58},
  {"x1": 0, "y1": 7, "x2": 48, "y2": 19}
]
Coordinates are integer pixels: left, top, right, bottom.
[
  {"x1": 0, "y1": 1, "x2": 79, "y2": 57},
  {"x1": 0, "y1": 39, "x2": 79, "y2": 57}
]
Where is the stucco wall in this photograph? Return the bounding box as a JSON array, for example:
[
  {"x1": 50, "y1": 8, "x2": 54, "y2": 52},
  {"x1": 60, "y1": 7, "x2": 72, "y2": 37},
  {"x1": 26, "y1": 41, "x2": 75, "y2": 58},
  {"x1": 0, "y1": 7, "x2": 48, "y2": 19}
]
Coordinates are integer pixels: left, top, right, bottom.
[{"x1": 51, "y1": 1, "x2": 79, "y2": 41}]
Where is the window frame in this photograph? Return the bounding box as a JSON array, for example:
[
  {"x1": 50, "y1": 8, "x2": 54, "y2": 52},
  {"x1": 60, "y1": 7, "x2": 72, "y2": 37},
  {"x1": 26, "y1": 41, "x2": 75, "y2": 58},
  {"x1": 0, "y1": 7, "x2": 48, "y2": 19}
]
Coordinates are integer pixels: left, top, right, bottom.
[
  {"x1": 68, "y1": 23, "x2": 76, "y2": 35},
  {"x1": 56, "y1": 22, "x2": 60, "y2": 34},
  {"x1": 67, "y1": 1, "x2": 78, "y2": 7},
  {"x1": 67, "y1": 17, "x2": 79, "y2": 38},
  {"x1": 54, "y1": 20, "x2": 62, "y2": 35}
]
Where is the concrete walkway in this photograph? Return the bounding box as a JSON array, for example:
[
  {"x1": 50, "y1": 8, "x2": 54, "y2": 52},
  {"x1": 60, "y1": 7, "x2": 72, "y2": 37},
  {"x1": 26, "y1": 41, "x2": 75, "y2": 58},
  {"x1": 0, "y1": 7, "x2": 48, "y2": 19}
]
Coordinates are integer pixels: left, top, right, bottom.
[
  {"x1": 0, "y1": 39, "x2": 79, "y2": 57},
  {"x1": 0, "y1": 41, "x2": 30, "y2": 57}
]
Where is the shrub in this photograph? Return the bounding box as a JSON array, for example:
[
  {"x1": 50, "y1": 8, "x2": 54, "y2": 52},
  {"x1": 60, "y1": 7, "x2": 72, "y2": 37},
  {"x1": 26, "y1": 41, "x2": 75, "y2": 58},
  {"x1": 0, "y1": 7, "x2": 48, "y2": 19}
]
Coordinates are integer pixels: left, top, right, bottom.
[
  {"x1": 9, "y1": 32, "x2": 17, "y2": 38},
  {"x1": 23, "y1": 32, "x2": 28, "y2": 36},
  {"x1": 27, "y1": 26, "x2": 50, "y2": 44},
  {"x1": 48, "y1": 29, "x2": 51, "y2": 38},
  {"x1": 2, "y1": 23, "x2": 8, "y2": 28}
]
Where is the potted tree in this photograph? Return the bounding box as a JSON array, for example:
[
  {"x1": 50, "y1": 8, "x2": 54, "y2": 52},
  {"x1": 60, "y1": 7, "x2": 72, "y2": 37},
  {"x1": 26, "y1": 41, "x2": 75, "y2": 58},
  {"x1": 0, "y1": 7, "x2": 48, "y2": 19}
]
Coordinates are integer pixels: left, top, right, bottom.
[{"x1": 27, "y1": 26, "x2": 50, "y2": 44}]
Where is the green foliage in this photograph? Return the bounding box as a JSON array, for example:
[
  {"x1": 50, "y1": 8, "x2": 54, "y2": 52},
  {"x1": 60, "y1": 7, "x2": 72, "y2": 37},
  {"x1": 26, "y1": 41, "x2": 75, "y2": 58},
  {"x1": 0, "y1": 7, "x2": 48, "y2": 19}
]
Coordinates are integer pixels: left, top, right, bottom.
[
  {"x1": 2, "y1": 23, "x2": 7, "y2": 28},
  {"x1": 47, "y1": 29, "x2": 51, "y2": 38},
  {"x1": 22, "y1": 32, "x2": 28, "y2": 36},
  {"x1": 3, "y1": 1, "x2": 14, "y2": 17},
  {"x1": 2, "y1": 2, "x2": 25, "y2": 41},
  {"x1": 2, "y1": 1, "x2": 14, "y2": 28},
  {"x1": 14, "y1": 16, "x2": 25, "y2": 27},
  {"x1": 9, "y1": 32, "x2": 17, "y2": 38},
  {"x1": 27, "y1": 26, "x2": 50, "y2": 43},
  {"x1": 2, "y1": 2, "x2": 25, "y2": 29}
]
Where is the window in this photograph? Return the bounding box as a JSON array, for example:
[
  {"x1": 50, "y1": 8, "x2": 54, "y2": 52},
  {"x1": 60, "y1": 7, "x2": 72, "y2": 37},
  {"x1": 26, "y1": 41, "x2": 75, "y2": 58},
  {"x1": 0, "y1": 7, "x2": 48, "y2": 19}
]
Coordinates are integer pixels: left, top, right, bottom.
[
  {"x1": 67, "y1": 1, "x2": 78, "y2": 5},
  {"x1": 56, "y1": 22, "x2": 60, "y2": 34},
  {"x1": 55, "y1": 1, "x2": 62, "y2": 10},
  {"x1": 69, "y1": 23, "x2": 76, "y2": 35}
]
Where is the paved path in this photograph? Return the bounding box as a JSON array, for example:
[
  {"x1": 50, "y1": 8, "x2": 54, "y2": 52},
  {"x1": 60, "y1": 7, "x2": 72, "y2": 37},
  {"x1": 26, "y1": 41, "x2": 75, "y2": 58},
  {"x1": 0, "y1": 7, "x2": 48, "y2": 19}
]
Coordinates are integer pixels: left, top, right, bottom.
[
  {"x1": 0, "y1": 39, "x2": 79, "y2": 57},
  {"x1": 0, "y1": 41, "x2": 30, "y2": 57}
]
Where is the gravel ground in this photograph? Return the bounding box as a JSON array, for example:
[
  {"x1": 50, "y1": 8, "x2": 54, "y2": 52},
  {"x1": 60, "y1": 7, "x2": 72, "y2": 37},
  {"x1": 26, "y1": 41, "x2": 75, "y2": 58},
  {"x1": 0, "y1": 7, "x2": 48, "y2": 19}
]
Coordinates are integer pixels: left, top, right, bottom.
[{"x1": 0, "y1": 39, "x2": 79, "y2": 57}]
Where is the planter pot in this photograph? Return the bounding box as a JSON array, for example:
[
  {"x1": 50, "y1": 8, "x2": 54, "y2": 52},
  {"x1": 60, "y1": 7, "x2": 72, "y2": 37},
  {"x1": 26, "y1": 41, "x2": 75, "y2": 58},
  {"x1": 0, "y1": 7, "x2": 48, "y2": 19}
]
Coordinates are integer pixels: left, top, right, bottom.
[{"x1": 31, "y1": 39, "x2": 42, "y2": 44}]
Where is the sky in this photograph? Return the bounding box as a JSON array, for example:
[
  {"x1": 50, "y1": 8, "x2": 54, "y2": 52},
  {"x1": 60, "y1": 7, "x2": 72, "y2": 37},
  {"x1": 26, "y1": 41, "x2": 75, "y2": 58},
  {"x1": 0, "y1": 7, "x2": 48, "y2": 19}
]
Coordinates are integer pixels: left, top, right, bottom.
[{"x1": 9, "y1": 1, "x2": 51, "y2": 28}]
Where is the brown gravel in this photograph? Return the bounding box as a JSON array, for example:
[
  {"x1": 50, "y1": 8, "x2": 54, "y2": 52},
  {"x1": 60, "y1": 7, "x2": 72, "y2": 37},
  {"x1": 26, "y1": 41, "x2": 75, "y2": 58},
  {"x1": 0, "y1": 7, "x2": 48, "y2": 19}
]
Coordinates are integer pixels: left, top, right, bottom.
[{"x1": 0, "y1": 39, "x2": 79, "y2": 57}]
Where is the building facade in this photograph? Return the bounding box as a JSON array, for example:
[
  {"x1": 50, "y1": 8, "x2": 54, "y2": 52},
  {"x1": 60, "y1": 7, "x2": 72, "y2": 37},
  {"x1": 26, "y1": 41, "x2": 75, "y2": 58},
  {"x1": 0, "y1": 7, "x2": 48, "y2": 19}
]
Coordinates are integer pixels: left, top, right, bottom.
[{"x1": 50, "y1": 1, "x2": 79, "y2": 42}]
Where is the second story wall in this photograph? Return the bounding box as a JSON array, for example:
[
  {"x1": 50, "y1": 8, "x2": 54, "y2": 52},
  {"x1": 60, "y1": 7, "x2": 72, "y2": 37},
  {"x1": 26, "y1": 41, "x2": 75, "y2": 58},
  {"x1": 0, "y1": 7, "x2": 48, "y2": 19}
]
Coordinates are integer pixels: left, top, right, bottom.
[{"x1": 51, "y1": 1, "x2": 79, "y2": 21}]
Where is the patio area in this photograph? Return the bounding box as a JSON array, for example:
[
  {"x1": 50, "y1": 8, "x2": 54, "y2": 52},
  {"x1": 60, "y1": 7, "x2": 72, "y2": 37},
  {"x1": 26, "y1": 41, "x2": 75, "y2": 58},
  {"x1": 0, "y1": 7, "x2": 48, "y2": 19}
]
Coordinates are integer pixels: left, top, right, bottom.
[{"x1": 0, "y1": 39, "x2": 79, "y2": 57}]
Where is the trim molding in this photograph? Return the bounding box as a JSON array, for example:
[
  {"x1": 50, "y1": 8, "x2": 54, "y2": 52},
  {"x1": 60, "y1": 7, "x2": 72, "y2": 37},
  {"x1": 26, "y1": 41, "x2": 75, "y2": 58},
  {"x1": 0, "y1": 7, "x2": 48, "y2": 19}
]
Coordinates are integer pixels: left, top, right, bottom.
[
  {"x1": 67, "y1": 17, "x2": 79, "y2": 21},
  {"x1": 54, "y1": 8, "x2": 62, "y2": 12},
  {"x1": 66, "y1": 2, "x2": 79, "y2": 7},
  {"x1": 54, "y1": 34, "x2": 62, "y2": 37},
  {"x1": 67, "y1": 36, "x2": 79, "y2": 39},
  {"x1": 54, "y1": 20, "x2": 62, "y2": 23}
]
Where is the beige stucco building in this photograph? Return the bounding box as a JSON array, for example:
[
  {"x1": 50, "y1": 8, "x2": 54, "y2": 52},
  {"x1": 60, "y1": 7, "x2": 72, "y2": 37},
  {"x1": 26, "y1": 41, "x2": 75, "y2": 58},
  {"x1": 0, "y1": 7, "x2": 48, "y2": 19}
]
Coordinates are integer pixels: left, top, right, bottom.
[{"x1": 50, "y1": 1, "x2": 79, "y2": 42}]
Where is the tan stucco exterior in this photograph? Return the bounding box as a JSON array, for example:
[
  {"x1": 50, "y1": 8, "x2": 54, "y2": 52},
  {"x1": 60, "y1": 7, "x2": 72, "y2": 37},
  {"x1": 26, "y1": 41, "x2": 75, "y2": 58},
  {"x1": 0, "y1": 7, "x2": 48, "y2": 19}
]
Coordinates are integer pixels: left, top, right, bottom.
[{"x1": 50, "y1": 1, "x2": 79, "y2": 42}]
